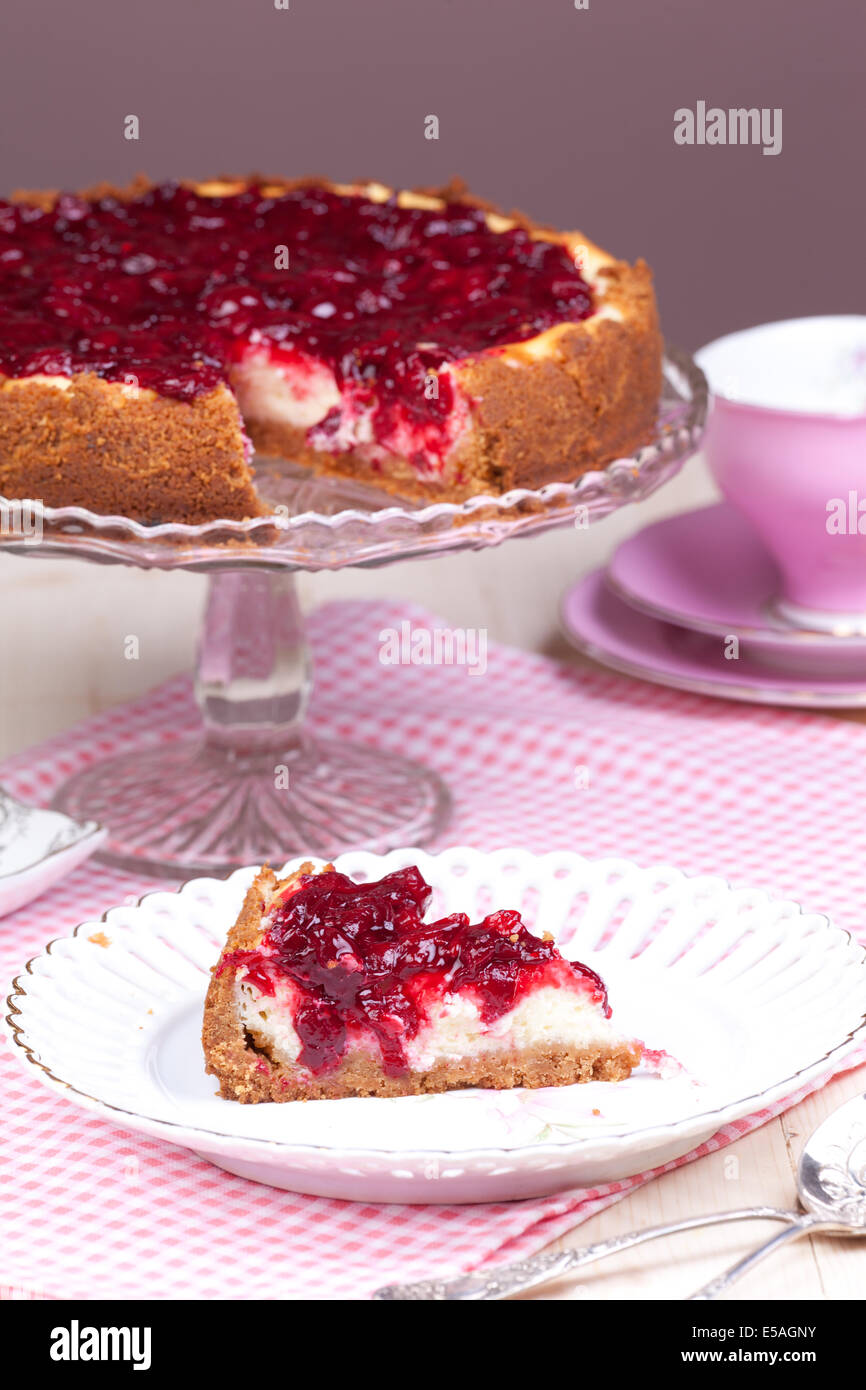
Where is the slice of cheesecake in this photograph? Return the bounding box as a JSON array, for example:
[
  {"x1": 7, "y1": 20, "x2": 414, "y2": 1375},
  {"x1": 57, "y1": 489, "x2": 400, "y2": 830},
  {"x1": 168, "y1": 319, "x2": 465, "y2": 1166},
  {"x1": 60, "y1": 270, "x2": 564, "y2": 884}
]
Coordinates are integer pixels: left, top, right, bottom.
[
  {"x1": 202, "y1": 861, "x2": 640, "y2": 1103},
  {"x1": 0, "y1": 176, "x2": 662, "y2": 523}
]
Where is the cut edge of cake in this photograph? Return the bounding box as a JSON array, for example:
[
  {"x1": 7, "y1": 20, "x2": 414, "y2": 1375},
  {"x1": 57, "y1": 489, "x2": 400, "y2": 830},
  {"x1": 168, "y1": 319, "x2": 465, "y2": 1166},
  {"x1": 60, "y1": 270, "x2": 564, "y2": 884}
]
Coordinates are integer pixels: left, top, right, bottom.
[
  {"x1": 202, "y1": 861, "x2": 641, "y2": 1104},
  {"x1": 0, "y1": 176, "x2": 663, "y2": 523}
]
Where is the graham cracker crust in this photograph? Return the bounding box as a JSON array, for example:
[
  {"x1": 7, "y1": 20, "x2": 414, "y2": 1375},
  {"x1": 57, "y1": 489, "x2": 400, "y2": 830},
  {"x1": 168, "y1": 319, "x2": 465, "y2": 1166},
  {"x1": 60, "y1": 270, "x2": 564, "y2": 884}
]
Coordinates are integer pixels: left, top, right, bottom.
[
  {"x1": 0, "y1": 374, "x2": 263, "y2": 523},
  {"x1": 207, "y1": 1034, "x2": 640, "y2": 1104}
]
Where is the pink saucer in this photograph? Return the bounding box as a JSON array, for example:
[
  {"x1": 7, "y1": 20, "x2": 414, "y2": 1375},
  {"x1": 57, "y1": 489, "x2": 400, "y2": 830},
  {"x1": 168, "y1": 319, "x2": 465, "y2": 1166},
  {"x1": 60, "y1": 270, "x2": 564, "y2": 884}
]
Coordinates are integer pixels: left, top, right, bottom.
[
  {"x1": 561, "y1": 571, "x2": 866, "y2": 707},
  {"x1": 607, "y1": 503, "x2": 866, "y2": 653}
]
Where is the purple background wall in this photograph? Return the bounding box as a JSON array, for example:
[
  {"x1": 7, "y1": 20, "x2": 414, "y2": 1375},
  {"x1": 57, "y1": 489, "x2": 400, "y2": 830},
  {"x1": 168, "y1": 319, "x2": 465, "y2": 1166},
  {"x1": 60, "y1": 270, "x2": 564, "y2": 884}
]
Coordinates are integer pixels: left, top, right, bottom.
[{"x1": 1, "y1": 0, "x2": 863, "y2": 349}]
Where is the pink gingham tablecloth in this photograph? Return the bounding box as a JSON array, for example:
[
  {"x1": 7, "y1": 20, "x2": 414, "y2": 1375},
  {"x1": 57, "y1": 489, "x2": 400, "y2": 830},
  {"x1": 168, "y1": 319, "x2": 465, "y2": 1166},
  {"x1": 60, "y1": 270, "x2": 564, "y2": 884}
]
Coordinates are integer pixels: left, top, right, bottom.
[{"x1": 2, "y1": 599, "x2": 865, "y2": 1300}]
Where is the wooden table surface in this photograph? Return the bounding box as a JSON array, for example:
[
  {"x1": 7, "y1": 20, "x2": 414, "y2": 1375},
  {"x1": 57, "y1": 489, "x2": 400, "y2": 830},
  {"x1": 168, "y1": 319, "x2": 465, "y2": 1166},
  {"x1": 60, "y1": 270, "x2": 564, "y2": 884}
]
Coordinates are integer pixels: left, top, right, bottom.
[{"x1": 1, "y1": 452, "x2": 864, "y2": 1300}]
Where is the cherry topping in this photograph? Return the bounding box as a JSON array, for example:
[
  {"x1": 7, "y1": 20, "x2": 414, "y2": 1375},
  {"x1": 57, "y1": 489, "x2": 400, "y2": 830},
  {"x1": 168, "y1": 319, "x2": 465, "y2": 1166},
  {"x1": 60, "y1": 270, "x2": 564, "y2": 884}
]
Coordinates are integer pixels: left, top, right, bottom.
[{"x1": 0, "y1": 183, "x2": 594, "y2": 450}]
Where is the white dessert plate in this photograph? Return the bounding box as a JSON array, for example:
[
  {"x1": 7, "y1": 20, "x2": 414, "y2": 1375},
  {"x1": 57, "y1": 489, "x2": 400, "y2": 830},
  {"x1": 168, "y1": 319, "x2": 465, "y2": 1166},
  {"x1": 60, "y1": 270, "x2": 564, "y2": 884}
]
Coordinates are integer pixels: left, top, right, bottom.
[
  {"x1": 7, "y1": 847, "x2": 866, "y2": 1203},
  {"x1": 0, "y1": 788, "x2": 106, "y2": 919}
]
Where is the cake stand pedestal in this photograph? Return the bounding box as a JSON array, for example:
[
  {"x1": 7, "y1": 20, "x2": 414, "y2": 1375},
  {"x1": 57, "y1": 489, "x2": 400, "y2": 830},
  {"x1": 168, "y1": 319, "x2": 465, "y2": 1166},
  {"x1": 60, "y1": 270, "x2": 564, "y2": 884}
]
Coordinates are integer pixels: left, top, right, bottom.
[
  {"x1": 1, "y1": 347, "x2": 706, "y2": 878},
  {"x1": 53, "y1": 569, "x2": 451, "y2": 876}
]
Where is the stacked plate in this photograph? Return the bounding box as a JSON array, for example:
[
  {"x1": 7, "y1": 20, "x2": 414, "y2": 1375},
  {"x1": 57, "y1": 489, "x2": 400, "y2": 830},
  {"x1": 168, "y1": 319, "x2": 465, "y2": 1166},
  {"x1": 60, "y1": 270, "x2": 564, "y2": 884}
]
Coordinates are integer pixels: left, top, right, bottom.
[{"x1": 561, "y1": 501, "x2": 866, "y2": 707}]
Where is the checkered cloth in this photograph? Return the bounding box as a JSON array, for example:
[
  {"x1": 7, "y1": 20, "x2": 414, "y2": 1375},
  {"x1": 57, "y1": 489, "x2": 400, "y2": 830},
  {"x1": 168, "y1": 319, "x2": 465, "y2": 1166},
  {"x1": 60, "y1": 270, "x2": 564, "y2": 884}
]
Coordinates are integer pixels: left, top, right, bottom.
[{"x1": 2, "y1": 599, "x2": 865, "y2": 1300}]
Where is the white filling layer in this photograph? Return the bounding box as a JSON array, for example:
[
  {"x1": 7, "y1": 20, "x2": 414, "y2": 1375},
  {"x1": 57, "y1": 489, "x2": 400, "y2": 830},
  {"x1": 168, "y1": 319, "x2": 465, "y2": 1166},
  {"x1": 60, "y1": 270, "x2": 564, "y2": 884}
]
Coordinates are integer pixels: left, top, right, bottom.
[
  {"x1": 237, "y1": 976, "x2": 304, "y2": 1065},
  {"x1": 235, "y1": 975, "x2": 621, "y2": 1076},
  {"x1": 233, "y1": 347, "x2": 471, "y2": 473},
  {"x1": 231, "y1": 348, "x2": 341, "y2": 428},
  {"x1": 1, "y1": 373, "x2": 74, "y2": 392},
  {"x1": 403, "y1": 989, "x2": 620, "y2": 1073}
]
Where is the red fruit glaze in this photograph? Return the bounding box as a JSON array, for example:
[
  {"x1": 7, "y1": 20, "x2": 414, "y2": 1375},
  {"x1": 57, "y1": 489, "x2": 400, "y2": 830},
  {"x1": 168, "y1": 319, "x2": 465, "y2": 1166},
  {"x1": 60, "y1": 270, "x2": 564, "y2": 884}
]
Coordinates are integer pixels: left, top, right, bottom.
[
  {"x1": 222, "y1": 866, "x2": 609, "y2": 1076},
  {"x1": 0, "y1": 183, "x2": 594, "y2": 454}
]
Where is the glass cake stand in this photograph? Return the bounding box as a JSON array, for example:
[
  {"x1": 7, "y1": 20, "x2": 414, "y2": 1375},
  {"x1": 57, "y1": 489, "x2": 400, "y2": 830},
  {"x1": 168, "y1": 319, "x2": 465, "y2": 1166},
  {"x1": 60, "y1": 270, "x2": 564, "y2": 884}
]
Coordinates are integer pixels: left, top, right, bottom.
[{"x1": 0, "y1": 347, "x2": 706, "y2": 878}]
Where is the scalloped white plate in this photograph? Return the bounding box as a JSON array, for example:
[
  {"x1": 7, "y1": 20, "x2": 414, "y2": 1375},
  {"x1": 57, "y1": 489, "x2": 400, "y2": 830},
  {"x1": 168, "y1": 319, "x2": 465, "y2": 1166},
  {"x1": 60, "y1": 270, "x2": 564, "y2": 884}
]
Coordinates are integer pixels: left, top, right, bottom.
[{"x1": 7, "y1": 848, "x2": 866, "y2": 1202}]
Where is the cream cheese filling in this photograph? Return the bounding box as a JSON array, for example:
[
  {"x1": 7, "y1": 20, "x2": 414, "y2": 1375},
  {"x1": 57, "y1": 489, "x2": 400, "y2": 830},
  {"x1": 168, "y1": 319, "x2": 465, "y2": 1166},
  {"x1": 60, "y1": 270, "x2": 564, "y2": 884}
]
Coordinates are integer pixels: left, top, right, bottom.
[{"x1": 236, "y1": 974, "x2": 623, "y2": 1077}]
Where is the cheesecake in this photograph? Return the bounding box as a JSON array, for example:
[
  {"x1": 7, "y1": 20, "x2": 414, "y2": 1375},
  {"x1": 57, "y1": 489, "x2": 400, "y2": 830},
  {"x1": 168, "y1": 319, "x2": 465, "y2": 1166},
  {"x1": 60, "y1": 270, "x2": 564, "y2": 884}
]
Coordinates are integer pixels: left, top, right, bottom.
[
  {"x1": 202, "y1": 861, "x2": 640, "y2": 1102},
  {"x1": 0, "y1": 176, "x2": 662, "y2": 523}
]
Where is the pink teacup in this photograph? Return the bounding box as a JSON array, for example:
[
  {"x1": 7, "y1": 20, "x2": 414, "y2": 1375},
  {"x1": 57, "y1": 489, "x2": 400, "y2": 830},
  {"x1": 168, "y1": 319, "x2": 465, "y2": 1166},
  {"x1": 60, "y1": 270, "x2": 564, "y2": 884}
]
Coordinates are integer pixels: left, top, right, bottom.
[{"x1": 696, "y1": 316, "x2": 866, "y2": 633}]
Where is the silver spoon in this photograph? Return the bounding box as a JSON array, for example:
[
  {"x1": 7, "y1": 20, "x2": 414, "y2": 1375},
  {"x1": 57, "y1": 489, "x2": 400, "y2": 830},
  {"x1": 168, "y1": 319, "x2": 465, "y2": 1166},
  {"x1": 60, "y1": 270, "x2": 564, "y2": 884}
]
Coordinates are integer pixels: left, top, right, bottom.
[
  {"x1": 372, "y1": 1092, "x2": 866, "y2": 1301},
  {"x1": 689, "y1": 1090, "x2": 866, "y2": 1299}
]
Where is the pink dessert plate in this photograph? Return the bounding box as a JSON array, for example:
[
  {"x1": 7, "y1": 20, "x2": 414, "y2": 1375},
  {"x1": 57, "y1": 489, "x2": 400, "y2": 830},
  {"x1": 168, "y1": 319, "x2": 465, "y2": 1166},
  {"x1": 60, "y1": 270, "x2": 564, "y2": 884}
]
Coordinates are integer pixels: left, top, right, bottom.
[
  {"x1": 607, "y1": 503, "x2": 866, "y2": 660},
  {"x1": 560, "y1": 571, "x2": 866, "y2": 708}
]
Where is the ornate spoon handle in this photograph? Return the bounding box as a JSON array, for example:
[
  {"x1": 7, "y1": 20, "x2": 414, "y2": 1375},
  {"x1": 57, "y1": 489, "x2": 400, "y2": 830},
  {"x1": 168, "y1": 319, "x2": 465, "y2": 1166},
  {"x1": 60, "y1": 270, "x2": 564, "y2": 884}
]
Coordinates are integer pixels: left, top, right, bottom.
[
  {"x1": 372, "y1": 1206, "x2": 794, "y2": 1300},
  {"x1": 688, "y1": 1214, "x2": 826, "y2": 1300}
]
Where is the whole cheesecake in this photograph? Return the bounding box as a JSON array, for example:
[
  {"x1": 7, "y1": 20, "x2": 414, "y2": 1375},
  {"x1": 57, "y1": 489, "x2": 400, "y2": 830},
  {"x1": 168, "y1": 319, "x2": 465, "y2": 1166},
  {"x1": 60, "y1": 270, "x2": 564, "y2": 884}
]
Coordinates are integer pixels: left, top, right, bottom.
[{"x1": 0, "y1": 176, "x2": 663, "y2": 524}]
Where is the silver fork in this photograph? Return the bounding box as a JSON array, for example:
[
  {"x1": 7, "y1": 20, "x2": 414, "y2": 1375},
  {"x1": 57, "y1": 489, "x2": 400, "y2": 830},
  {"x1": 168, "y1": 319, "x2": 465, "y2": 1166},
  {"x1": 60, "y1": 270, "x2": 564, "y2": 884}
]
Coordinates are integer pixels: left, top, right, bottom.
[{"x1": 372, "y1": 1206, "x2": 794, "y2": 1299}]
